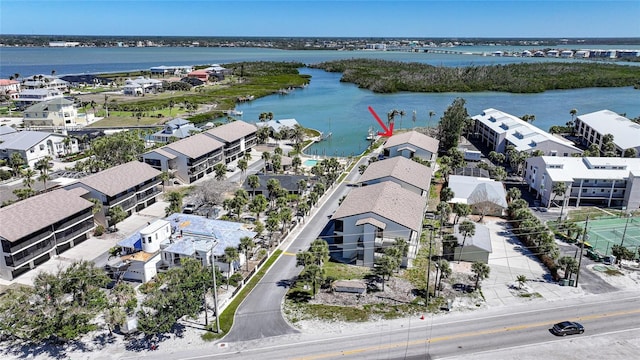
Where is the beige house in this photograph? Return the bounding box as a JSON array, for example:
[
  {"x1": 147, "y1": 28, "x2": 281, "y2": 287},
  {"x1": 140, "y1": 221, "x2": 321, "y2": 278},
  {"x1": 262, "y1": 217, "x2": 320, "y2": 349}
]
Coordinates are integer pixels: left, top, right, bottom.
[
  {"x1": 204, "y1": 120, "x2": 258, "y2": 163},
  {"x1": 358, "y1": 156, "x2": 432, "y2": 197},
  {"x1": 22, "y1": 98, "x2": 81, "y2": 128},
  {"x1": 382, "y1": 130, "x2": 439, "y2": 163},
  {"x1": 331, "y1": 181, "x2": 427, "y2": 268}
]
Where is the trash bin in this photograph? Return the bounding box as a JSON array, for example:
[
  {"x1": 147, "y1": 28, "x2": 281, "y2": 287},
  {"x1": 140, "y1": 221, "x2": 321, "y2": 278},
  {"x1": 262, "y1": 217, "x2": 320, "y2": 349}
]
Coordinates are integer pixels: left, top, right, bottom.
[
  {"x1": 560, "y1": 279, "x2": 569, "y2": 286},
  {"x1": 568, "y1": 279, "x2": 575, "y2": 286}
]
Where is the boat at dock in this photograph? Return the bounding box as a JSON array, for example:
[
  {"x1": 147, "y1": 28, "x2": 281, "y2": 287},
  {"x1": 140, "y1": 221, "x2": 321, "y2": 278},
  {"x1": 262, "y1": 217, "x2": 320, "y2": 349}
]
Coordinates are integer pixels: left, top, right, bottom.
[
  {"x1": 366, "y1": 126, "x2": 376, "y2": 141},
  {"x1": 319, "y1": 132, "x2": 332, "y2": 141},
  {"x1": 228, "y1": 109, "x2": 243, "y2": 116}
]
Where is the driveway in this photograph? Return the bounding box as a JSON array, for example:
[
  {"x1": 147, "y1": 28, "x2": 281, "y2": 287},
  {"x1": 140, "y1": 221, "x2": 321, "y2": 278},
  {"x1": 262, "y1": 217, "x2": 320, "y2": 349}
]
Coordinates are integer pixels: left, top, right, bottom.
[{"x1": 480, "y1": 217, "x2": 584, "y2": 307}]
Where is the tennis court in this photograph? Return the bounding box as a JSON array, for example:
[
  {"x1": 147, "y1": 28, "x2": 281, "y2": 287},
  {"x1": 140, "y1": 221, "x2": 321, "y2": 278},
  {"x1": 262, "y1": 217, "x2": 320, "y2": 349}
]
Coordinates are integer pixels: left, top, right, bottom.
[{"x1": 579, "y1": 217, "x2": 640, "y2": 256}]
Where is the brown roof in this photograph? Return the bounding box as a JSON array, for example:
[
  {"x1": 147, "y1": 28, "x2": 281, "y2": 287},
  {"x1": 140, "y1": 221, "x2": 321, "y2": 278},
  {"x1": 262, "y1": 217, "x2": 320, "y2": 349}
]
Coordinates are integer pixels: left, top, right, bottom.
[
  {"x1": 383, "y1": 130, "x2": 439, "y2": 154},
  {"x1": 205, "y1": 120, "x2": 257, "y2": 143},
  {"x1": 71, "y1": 161, "x2": 161, "y2": 197},
  {"x1": 332, "y1": 182, "x2": 426, "y2": 232},
  {"x1": 164, "y1": 133, "x2": 224, "y2": 159},
  {"x1": 358, "y1": 156, "x2": 432, "y2": 191},
  {"x1": 149, "y1": 148, "x2": 177, "y2": 159},
  {"x1": 0, "y1": 188, "x2": 94, "y2": 242}
]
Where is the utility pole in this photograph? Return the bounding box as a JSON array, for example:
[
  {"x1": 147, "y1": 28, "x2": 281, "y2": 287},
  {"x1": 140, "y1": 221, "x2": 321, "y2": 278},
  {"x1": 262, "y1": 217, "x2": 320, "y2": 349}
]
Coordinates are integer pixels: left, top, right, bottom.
[
  {"x1": 620, "y1": 214, "x2": 631, "y2": 247},
  {"x1": 575, "y1": 216, "x2": 589, "y2": 288},
  {"x1": 211, "y1": 251, "x2": 220, "y2": 333},
  {"x1": 425, "y1": 226, "x2": 433, "y2": 307}
]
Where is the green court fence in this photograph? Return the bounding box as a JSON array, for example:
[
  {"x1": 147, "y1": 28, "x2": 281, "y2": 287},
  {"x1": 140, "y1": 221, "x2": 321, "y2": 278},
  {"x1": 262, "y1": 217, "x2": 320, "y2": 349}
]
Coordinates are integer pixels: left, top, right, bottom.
[{"x1": 577, "y1": 216, "x2": 640, "y2": 256}]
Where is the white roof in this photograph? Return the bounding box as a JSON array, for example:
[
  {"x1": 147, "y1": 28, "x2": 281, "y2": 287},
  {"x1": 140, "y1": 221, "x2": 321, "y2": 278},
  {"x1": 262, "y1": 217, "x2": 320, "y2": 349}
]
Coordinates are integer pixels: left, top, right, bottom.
[
  {"x1": 474, "y1": 108, "x2": 580, "y2": 152},
  {"x1": 537, "y1": 156, "x2": 640, "y2": 182},
  {"x1": 577, "y1": 110, "x2": 640, "y2": 150},
  {"x1": 448, "y1": 175, "x2": 508, "y2": 208}
]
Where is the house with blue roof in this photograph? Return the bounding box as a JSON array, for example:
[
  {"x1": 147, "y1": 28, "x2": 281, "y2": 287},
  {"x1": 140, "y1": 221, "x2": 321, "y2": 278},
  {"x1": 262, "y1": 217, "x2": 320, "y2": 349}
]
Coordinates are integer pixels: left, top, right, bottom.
[
  {"x1": 149, "y1": 118, "x2": 201, "y2": 143},
  {"x1": 113, "y1": 214, "x2": 257, "y2": 282}
]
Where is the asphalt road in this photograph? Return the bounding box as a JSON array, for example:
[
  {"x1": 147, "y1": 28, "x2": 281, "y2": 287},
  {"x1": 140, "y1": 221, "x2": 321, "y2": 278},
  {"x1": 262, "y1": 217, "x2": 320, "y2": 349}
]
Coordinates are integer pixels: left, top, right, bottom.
[
  {"x1": 223, "y1": 156, "x2": 368, "y2": 342},
  {"x1": 132, "y1": 289, "x2": 640, "y2": 360}
]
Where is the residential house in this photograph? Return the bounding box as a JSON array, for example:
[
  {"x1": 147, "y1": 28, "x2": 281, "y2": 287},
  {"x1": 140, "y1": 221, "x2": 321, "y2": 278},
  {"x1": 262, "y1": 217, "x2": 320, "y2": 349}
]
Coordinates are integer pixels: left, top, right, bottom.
[
  {"x1": 574, "y1": 110, "x2": 640, "y2": 157},
  {"x1": 0, "y1": 188, "x2": 95, "y2": 280},
  {"x1": 20, "y1": 74, "x2": 69, "y2": 92},
  {"x1": 186, "y1": 70, "x2": 210, "y2": 82},
  {"x1": 452, "y1": 223, "x2": 492, "y2": 264},
  {"x1": 150, "y1": 65, "x2": 193, "y2": 76},
  {"x1": 331, "y1": 181, "x2": 427, "y2": 268},
  {"x1": 447, "y1": 175, "x2": 508, "y2": 217},
  {"x1": 22, "y1": 98, "x2": 81, "y2": 128},
  {"x1": 0, "y1": 128, "x2": 79, "y2": 167},
  {"x1": 141, "y1": 132, "x2": 224, "y2": 184},
  {"x1": 204, "y1": 120, "x2": 257, "y2": 163},
  {"x1": 60, "y1": 74, "x2": 113, "y2": 87},
  {"x1": 357, "y1": 156, "x2": 432, "y2": 197},
  {"x1": 149, "y1": 118, "x2": 201, "y2": 143},
  {"x1": 0, "y1": 79, "x2": 21, "y2": 99},
  {"x1": 523, "y1": 156, "x2": 640, "y2": 210},
  {"x1": 255, "y1": 118, "x2": 300, "y2": 136},
  {"x1": 64, "y1": 161, "x2": 163, "y2": 227},
  {"x1": 15, "y1": 88, "x2": 64, "y2": 109},
  {"x1": 473, "y1": 108, "x2": 582, "y2": 157},
  {"x1": 382, "y1": 130, "x2": 439, "y2": 163},
  {"x1": 122, "y1": 77, "x2": 163, "y2": 96}
]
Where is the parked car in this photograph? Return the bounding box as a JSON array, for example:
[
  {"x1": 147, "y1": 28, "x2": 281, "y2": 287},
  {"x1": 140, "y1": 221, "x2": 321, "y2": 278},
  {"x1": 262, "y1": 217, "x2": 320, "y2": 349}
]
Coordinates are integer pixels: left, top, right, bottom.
[
  {"x1": 551, "y1": 321, "x2": 584, "y2": 336},
  {"x1": 182, "y1": 203, "x2": 198, "y2": 214}
]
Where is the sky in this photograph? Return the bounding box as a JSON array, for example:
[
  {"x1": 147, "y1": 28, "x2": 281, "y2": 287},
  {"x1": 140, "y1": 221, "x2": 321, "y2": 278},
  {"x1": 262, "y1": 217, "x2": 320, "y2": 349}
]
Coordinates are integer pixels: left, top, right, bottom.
[{"x1": 1, "y1": 0, "x2": 639, "y2": 38}]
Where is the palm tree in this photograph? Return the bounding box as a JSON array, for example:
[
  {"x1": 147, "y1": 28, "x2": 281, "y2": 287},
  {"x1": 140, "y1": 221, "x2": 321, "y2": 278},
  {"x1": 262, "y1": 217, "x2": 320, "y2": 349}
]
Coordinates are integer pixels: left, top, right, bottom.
[
  {"x1": 247, "y1": 174, "x2": 260, "y2": 197},
  {"x1": 309, "y1": 239, "x2": 329, "y2": 266},
  {"x1": 21, "y1": 168, "x2": 36, "y2": 189},
  {"x1": 224, "y1": 246, "x2": 240, "y2": 289},
  {"x1": 107, "y1": 205, "x2": 127, "y2": 232},
  {"x1": 436, "y1": 259, "x2": 451, "y2": 295},
  {"x1": 558, "y1": 256, "x2": 578, "y2": 280},
  {"x1": 516, "y1": 274, "x2": 527, "y2": 290},
  {"x1": 457, "y1": 220, "x2": 476, "y2": 263},
  {"x1": 427, "y1": 110, "x2": 436, "y2": 127},
  {"x1": 237, "y1": 158, "x2": 248, "y2": 179},
  {"x1": 213, "y1": 163, "x2": 227, "y2": 181},
  {"x1": 261, "y1": 152, "x2": 271, "y2": 174},
  {"x1": 471, "y1": 262, "x2": 490, "y2": 289},
  {"x1": 302, "y1": 264, "x2": 325, "y2": 298},
  {"x1": 9, "y1": 152, "x2": 24, "y2": 177},
  {"x1": 239, "y1": 236, "x2": 255, "y2": 271},
  {"x1": 292, "y1": 156, "x2": 302, "y2": 174}
]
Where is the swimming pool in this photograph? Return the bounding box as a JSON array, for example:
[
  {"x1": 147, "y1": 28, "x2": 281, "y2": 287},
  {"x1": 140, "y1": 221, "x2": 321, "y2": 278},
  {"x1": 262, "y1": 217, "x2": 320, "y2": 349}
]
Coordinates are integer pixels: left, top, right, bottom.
[{"x1": 303, "y1": 159, "x2": 318, "y2": 167}]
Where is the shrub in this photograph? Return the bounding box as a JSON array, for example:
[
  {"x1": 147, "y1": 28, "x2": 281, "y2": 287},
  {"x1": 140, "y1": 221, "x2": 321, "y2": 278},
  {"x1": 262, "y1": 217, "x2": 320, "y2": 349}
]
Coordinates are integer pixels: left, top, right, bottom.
[
  {"x1": 0, "y1": 169, "x2": 12, "y2": 180},
  {"x1": 94, "y1": 225, "x2": 105, "y2": 236},
  {"x1": 229, "y1": 272, "x2": 244, "y2": 287}
]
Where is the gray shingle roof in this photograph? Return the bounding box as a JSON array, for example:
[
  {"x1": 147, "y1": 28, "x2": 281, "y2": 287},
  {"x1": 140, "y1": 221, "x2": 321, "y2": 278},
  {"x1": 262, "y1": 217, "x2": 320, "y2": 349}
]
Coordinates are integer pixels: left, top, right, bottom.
[
  {"x1": 69, "y1": 161, "x2": 161, "y2": 197},
  {"x1": 0, "y1": 187, "x2": 93, "y2": 242},
  {"x1": 332, "y1": 181, "x2": 426, "y2": 232},
  {"x1": 23, "y1": 98, "x2": 74, "y2": 113},
  {"x1": 454, "y1": 223, "x2": 492, "y2": 253},
  {"x1": 358, "y1": 156, "x2": 432, "y2": 191},
  {"x1": 383, "y1": 130, "x2": 439, "y2": 154},
  {"x1": 205, "y1": 120, "x2": 257, "y2": 143}
]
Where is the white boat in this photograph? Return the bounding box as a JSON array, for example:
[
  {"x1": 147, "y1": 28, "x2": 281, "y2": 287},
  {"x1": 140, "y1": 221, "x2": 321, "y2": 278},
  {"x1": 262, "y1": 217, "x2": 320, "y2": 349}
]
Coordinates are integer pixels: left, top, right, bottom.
[
  {"x1": 229, "y1": 109, "x2": 243, "y2": 116},
  {"x1": 366, "y1": 126, "x2": 376, "y2": 141}
]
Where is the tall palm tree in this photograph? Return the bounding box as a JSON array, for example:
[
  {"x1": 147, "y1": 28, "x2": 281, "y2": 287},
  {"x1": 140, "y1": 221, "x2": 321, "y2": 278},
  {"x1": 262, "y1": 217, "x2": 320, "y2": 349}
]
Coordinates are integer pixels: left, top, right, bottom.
[
  {"x1": 239, "y1": 237, "x2": 255, "y2": 271},
  {"x1": 471, "y1": 262, "x2": 490, "y2": 289},
  {"x1": 458, "y1": 220, "x2": 476, "y2": 263},
  {"x1": 9, "y1": 152, "x2": 24, "y2": 177},
  {"x1": 224, "y1": 246, "x2": 240, "y2": 289},
  {"x1": 21, "y1": 168, "x2": 36, "y2": 189},
  {"x1": 261, "y1": 152, "x2": 270, "y2": 174},
  {"x1": 247, "y1": 174, "x2": 260, "y2": 197},
  {"x1": 302, "y1": 264, "x2": 325, "y2": 299}
]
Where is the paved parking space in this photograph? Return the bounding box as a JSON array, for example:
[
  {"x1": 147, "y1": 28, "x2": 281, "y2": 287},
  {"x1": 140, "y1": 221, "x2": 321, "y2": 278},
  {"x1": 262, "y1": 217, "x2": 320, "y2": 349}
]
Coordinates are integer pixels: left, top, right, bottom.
[{"x1": 481, "y1": 217, "x2": 584, "y2": 307}]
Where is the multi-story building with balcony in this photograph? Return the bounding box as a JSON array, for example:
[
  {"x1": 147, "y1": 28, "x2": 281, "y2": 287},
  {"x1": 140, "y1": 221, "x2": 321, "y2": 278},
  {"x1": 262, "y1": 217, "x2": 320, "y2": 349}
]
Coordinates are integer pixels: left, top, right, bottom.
[
  {"x1": 330, "y1": 181, "x2": 427, "y2": 268},
  {"x1": 473, "y1": 108, "x2": 582, "y2": 157},
  {"x1": 0, "y1": 188, "x2": 95, "y2": 280},
  {"x1": 204, "y1": 120, "x2": 257, "y2": 163},
  {"x1": 141, "y1": 132, "x2": 224, "y2": 184},
  {"x1": 523, "y1": 156, "x2": 640, "y2": 210},
  {"x1": 64, "y1": 161, "x2": 163, "y2": 227},
  {"x1": 574, "y1": 110, "x2": 640, "y2": 157}
]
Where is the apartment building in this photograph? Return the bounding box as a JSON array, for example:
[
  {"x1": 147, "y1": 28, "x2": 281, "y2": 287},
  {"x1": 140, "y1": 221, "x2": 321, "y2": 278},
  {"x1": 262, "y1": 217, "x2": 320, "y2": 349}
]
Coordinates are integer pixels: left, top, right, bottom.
[
  {"x1": 0, "y1": 188, "x2": 95, "y2": 280},
  {"x1": 473, "y1": 108, "x2": 582, "y2": 156},
  {"x1": 523, "y1": 156, "x2": 640, "y2": 210},
  {"x1": 204, "y1": 120, "x2": 258, "y2": 163},
  {"x1": 64, "y1": 161, "x2": 163, "y2": 227},
  {"x1": 574, "y1": 110, "x2": 640, "y2": 157}
]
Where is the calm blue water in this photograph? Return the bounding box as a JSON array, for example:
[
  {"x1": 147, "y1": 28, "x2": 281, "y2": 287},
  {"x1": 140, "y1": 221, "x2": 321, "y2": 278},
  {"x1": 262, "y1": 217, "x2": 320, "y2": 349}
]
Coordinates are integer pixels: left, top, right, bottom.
[{"x1": 2, "y1": 46, "x2": 639, "y2": 156}]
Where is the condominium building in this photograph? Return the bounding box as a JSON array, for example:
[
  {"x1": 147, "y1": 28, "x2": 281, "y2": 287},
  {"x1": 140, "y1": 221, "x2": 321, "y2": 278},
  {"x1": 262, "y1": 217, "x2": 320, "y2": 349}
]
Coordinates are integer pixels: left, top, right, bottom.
[
  {"x1": 574, "y1": 110, "x2": 640, "y2": 157},
  {"x1": 523, "y1": 156, "x2": 640, "y2": 210},
  {"x1": 473, "y1": 108, "x2": 582, "y2": 156},
  {"x1": 0, "y1": 188, "x2": 95, "y2": 280}
]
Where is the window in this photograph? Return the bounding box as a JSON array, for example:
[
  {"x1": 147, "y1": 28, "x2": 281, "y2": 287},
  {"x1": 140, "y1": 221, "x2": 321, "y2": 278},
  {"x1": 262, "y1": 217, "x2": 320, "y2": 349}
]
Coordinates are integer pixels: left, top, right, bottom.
[{"x1": 582, "y1": 189, "x2": 587, "y2": 193}]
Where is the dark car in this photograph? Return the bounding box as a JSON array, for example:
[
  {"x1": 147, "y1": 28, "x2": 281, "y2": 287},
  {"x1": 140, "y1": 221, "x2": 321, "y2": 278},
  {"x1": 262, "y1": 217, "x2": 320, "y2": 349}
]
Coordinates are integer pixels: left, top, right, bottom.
[{"x1": 551, "y1": 321, "x2": 584, "y2": 336}]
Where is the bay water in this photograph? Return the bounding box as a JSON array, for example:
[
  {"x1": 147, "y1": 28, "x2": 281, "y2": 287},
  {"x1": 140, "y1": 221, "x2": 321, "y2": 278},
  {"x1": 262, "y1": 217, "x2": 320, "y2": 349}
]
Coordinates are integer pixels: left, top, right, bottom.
[{"x1": 1, "y1": 46, "x2": 639, "y2": 156}]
